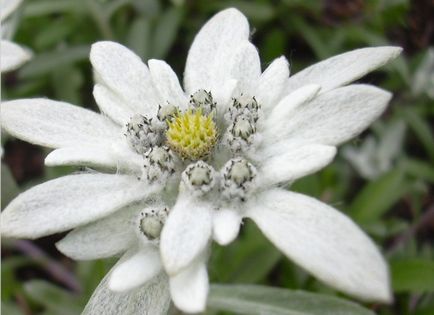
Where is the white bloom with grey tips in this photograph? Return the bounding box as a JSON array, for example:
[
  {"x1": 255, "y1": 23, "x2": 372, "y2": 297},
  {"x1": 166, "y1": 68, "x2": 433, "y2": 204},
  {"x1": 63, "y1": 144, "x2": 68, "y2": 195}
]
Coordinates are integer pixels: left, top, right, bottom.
[{"x1": 1, "y1": 7, "x2": 402, "y2": 314}]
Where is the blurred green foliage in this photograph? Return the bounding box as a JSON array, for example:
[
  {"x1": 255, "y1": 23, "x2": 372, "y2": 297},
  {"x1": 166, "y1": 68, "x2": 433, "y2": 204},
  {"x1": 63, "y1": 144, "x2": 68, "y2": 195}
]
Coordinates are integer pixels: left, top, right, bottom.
[{"x1": 1, "y1": 0, "x2": 433, "y2": 314}]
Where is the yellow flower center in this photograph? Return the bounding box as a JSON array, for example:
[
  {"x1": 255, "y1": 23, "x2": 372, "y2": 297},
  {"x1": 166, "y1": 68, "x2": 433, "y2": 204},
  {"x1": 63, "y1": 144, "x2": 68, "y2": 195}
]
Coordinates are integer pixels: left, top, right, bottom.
[{"x1": 166, "y1": 109, "x2": 217, "y2": 160}]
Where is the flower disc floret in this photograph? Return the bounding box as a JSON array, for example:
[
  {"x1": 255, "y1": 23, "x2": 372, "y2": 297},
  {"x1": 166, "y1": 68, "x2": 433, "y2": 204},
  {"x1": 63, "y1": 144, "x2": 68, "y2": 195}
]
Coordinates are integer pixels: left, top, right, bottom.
[
  {"x1": 137, "y1": 207, "x2": 169, "y2": 240},
  {"x1": 182, "y1": 160, "x2": 216, "y2": 195},
  {"x1": 228, "y1": 95, "x2": 260, "y2": 122},
  {"x1": 221, "y1": 158, "x2": 257, "y2": 201},
  {"x1": 125, "y1": 114, "x2": 159, "y2": 154},
  {"x1": 142, "y1": 146, "x2": 175, "y2": 183},
  {"x1": 166, "y1": 109, "x2": 217, "y2": 160},
  {"x1": 157, "y1": 104, "x2": 177, "y2": 123},
  {"x1": 190, "y1": 89, "x2": 216, "y2": 115}
]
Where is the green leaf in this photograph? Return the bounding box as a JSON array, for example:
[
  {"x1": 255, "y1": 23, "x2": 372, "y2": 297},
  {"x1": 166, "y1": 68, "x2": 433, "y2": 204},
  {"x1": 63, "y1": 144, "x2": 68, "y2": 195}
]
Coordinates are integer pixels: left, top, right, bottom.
[
  {"x1": 262, "y1": 30, "x2": 286, "y2": 62},
  {"x1": 34, "y1": 20, "x2": 76, "y2": 50},
  {"x1": 151, "y1": 7, "x2": 182, "y2": 59},
  {"x1": 350, "y1": 170, "x2": 405, "y2": 224},
  {"x1": 19, "y1": 45, "x2": 90, "y2": 79},
  {"x1": 126, "y1": 17, "x2": 151, "y2": 60},
  {"x1": 391, "y1": 259, "x2": 434, "y2": 292},
  {"x1": 231, "y1": 246, "x2": 281, "y2": 283},
  {"x1": 210, "y1": 223, "x2": 281, "y2": 284},
  {"x1": 402, "y1": 109, "x2": 434, "y2": 162},
  {"x1": 364, "y1": 218, "x2": 409, "y2": 238},
  {"x1": 401, "y1": 158, "x2": 434, "y2": 183},
  {"x1": 291, "y1": 16, "x2": 330, "y2": 60},
  {"x1": 24, "y1": 280, "x2": 81, "y2": 315},
  {"x1": 213, "y1": 1, "x2": 275, "y2": 21},
  {"x1": 77, "y1": 260, "x2": 112, "y2": 298},
  {"x1": 208, "y1": 284, "x2": 375, "y2": 315},
  {"x1": 1, "y1": 257, "x2": 32, "y2": 300},
  {"x1": 24, "y1": 0, "x2": 87, "y2": 17},
  {"x1": 1, "y1": 164, "x2": 20, "y2": 209},
  {"x1": 51, "y1": 65, "x2": 84, "y2": 104},
  {"x1": 1, "y1": 302, "x2": 23, "y2": 315}
]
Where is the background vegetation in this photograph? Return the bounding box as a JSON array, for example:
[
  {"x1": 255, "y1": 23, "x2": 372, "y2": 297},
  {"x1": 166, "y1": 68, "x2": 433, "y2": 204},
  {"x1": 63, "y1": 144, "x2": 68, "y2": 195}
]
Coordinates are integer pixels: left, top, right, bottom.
[{"x1": 1, "y1": 0, "x2": 433, "y2": 314}]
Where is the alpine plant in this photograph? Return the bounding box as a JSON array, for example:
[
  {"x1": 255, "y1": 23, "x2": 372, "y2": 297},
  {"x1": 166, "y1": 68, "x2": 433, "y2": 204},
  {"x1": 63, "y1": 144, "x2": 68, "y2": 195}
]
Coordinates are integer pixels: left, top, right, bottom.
[{"x1": 1, "y1": 8, "x2": 402, "y2": 314}]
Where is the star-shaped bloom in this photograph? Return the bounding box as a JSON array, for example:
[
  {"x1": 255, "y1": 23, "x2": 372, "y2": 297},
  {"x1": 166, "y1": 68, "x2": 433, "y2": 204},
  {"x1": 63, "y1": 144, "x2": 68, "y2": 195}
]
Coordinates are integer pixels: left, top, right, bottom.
[
  {"x1": 1, "y1": 8, "x2": 401, "y2": 314},
  {"x1": 1, "y1": 0, "x2": 31, "y2": 72}
]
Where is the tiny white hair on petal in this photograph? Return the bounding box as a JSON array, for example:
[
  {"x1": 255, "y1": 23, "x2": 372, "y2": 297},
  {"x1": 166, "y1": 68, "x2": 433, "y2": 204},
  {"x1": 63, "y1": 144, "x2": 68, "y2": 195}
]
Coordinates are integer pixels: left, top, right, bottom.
[
  {"x1": 169, "y1": 260, "x2": 209, "y2": 313},
  {"x1": 160, "y1": 193, "x2": 213, "y2": 275},
  {"x1": 148, "y1": 59, "x2": 188, "y2": 109},
  {"x1": 0, "y1": 40, "x2": 32, "y2": 72},
  {"x1": 109, "y1": 246, "x2": 162, "y2": 292},
  {"x1": 45, "y1": 144, "x2": 142, "y2": 174},
  {"x1": 247, "y1": 189, "x2": 392, "y2": 303},
  {"x1": 265, "y1": 84, "x2": 392, "y2": 151},
  {"x1": 90, "y1": 41, "x2": 160, "y2": 114},
  {"x1": 216, "y1": 78, "x2": 238, "y2": 107},
  {"x1": 56, "y1": 206, "x2": 138, "y2": 260},
  {"x1": 284, "y1": 46, "x2": 402, "y2": 95},
  {"x1": 259, "y1": 144, "x2": 337, "y2": 187},
  {"x1": 228, "y1": 40, "x2": 261, "y2": 97},
  {"x1": 264, "y1": 84, "x2": 321, "y2": 134},
  {"x1": 213, "y1": 208, "x2": 242, "y2": 246},
  {"x1": 1, "y1": 98, "x2": 120, "y2": 149},
  {"x1": 1, "y1": 173, "x2": 155, "y2": 239},
  {"x1": 93, "y1": 84, "x2": 134, "y2": 125},
  {"x1": 255, "y1": 56, "x2": 290, "y2": 111},
  {"x1": 82, "y1": 251, "x2": 170, "y2": 315},
  {"x1": 184, "y1": 8, "x2": 249, "y2": 95},
  {"x1": 1, "y1": 0, "x2": 23, "y2": 21}
]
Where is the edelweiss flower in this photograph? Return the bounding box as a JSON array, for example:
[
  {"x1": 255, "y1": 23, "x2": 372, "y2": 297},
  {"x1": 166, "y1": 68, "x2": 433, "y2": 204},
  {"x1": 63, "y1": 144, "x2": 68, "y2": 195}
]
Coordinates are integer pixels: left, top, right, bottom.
[
  {"x1": 1, "y1": 0, "x2": 31, "y2": 72},
  {"x1": 1, "y1": 8, "x2": 401, "y2": 314}
]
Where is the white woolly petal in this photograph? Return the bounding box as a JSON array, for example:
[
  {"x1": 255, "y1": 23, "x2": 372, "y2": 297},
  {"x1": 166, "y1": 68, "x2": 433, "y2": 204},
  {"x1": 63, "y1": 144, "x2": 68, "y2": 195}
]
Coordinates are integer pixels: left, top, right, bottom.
[
  {"x1": 1, "y1": 174, "x2": 155, "y2": 239},
  {"x1": 284, "y1": 46, "x2": 402, "y2": 95},
  {"x1": 170, "y1": 260, "x2": 209, "y2": 313},
  {"x1": 1, "y1": 98, "x2": 119, "y2": 149},
  {"x1": 255, "y1": 56, "x2": 290, "y2": 111},
  {"x1": 267, "y1": 84, "x2": 391, "y2": 148},
  {"x1": 247, "y1": 189, "x2": 392, "y2": 303},
  {"x1": 265, "y1": 84, "x2": 321, "y2": 131},
  {"x1": 229, "y1": 41, "x2": 261, "y2": 95},
  {"x1": 213, "y1": 208, "x2": 242, "y2": 246},
  {"x1": 56, "y1": 206, "x2": 137, "y2": 260},
  {"x1": 184, "y1": 8, "x2": 249, "y2": 94},
  {"x1": 260, "y1": 145, "x2": 337, "y2": 187},
  {"x1": 0, "y1": 40, "x2": 31, "y2": 72},
  {"x1": 45, "y1": 144, "x2": 142, "y2": 173},
  {"x1": 1, "y1": 0, "x2": 23, "y2": 21},
  {"x1": 109, "y1": 247, "x2": 162, "y2": 292},
  {"x1": 148, "y1": 59, "x2": 188, "y2": 109},
  {"x1": 213, "y1": 208, "x2": 242, "y2": 245},
  {"x1": 83, "y1": 253, "x2": 170, "y2": 315},
  {"x1": 218, "y1": 78, "x2": 238, "y2": 109},
  {"x1": 93, "y1": 84, "x2": 134, "y2": 125},
  {"x1": 160, "y1": 194, "x2": 213, "y2": 275},
  {"x1": 45, "y1": 146, "x2": 117, "y2": 169},
  {"x1": 90, "y1": 41, "x2": 159, "y2": 114}
]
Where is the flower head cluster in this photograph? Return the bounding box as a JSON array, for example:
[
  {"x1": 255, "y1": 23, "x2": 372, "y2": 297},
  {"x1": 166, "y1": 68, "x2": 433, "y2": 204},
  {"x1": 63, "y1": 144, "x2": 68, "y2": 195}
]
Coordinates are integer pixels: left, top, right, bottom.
[{"x1": 1, "y1": 8, "x2": 401, "y2": 314}]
